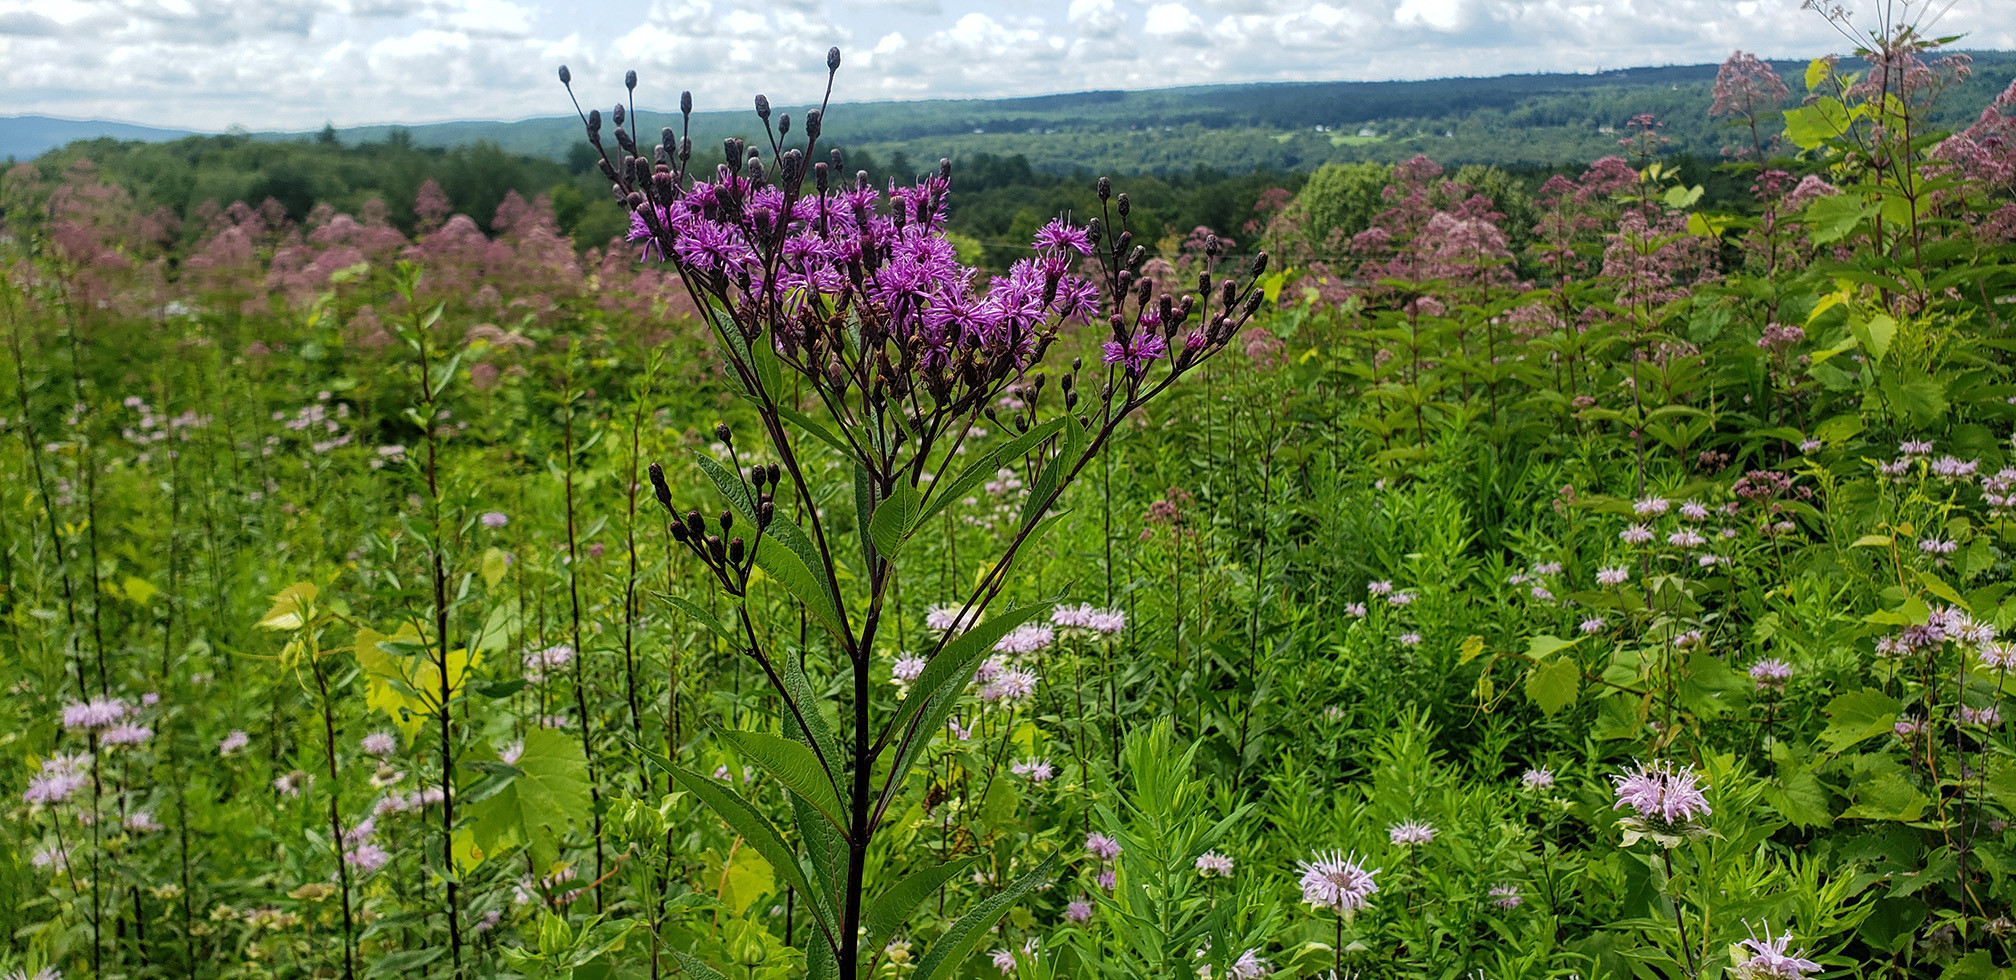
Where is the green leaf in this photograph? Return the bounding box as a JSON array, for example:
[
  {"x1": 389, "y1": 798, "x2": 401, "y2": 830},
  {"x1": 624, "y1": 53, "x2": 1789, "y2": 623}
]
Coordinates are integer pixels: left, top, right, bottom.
[
  {"x1": 661, "y1": 594, "x2": 739, "y2": 647},
  {"x1": 1525, "y1": 634, "x2": 1582, "y2": 659},
  {"x1": 912, "y1": 855, "x2": 1058, "y2": 980},
  {"x1": 1851, "y1": 312, "x2": 1897, "y2": 362},
  {"x1": 882, "y1": 600, "x2": 1052, "y2": 765},
  {"x1": 466, "y1": 728, "x2": 591, "y2": 870},
  {"x1": 719, "y1": 730, "x2": 845, "y2": 833},
  {"x1": 665, "y1": 948, "x2": 730, "y2": 980},
  {"x1": 668, "y1": 765, "x2": 838, "y2": 942},
  {"x1": 862, "y1": 857, "x2": 977, "y2": 943},
  {"x1": 481, "y1": 547, "x2": 509, "y2": 589},
  {"x1": 1804, "y1": 193, "x2": 1868, "y2": 244},
  {"x1": 1761, "y1": 766, "x2": 1833, "y2": 829},
  {"x1": 1784, "y1": 99, "x2": 1850, "y2": 150},
  {"x1": 1804, "y1": 56, "x2": 1829, "y2": 92},
  {"x1": 1526, "y1": 658, "x2": 1580, "y2": 717},
  {"x1": 1916, "y1": 569, "x2": 1969, "y2": 611},
  {"x1": 754, "y1": 535, "x2": 848, "y2": 640},
  {"x1": 868, "y1": 484, "x2": 924, "y2": 558},
  {"x1": 1818, "y1": 689, "x2": 1902, "y2": 754},
  {"x1": 122, "y1": 576, "x2": 159, "y2": 605},
  {"x1": 918, "y1": 417, "x2": 1070, "y2": 528},
  {"x1": 1018, "y1": 418, "x2": 1090, "y2": 528}
]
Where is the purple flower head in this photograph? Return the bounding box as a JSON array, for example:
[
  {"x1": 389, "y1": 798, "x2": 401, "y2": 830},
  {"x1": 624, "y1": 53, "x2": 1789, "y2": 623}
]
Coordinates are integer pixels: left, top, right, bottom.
[
  {"x1": 1520, "y1": 767, "x2": 1556, "y2": 790},
  {"x1": 1611, "y1": 760, "x2": 1711, "y2": 840},
  {"x1": 1749, "y1": 659, "x2": 1792, "y2": 689},
  {"x1": 1195, "y1": 851, "x2": 1234, "y2": 877},
  {"x1": 1010, "y1": 757, "x2": 1055, "y2": 782},
  {"x1": 925, "y1": 603, "x2": 978, "y2": 633},
  {"x1": 218, "y1": 730, "x2": 250, "y2": 756},
  {"x1": 1731, "y1": 922, "x2": 1822, "y2": 979},
  {"x1": 1065, "y1": 897, "x2": 1094, "y2": 922},
  {"x1": 362, "y1": 732, "x2": 398, "y2": 757},
  {"x1": 62, "y1": 697, "x2": 133, "y2": 731},
  {"x1": 1633, "y1": 496, "x2": 1670, "y2": 517},
  {"x1": 1032, "y1": 218, "x2": 1092, "y2": 255},
  {"x1": 994, "y1": 623, "x2": 1055, "y2": 655},
  {"x1": 345, "y1": 842, "x2": 391, "y2": 873},
  {"x1": 1095, "y1": 868, "x2": 1117, "y2": 891},
  {"x1": 1102, "y1": 330, "x2": 1169, "y2": 377},
  {"x1": 1387, "y1": 821, "x2": 1435, "y2": 846},
  {"x1": 1296, "y1": 850, "x2": 1379, "y2": 915},
  {"x1": 101, "y1": 723, "x2": 152, "y2": 746},
  {"x1": 1596, "y1": 566, "x2": 1629, "y2": 586},
  {"x1": 1620, "y1": 524, "x2": 1654, "y2": 545},
  {"x1": 23, "y1": 754, "x2": 90, "y2": 806},
  {"x1": 1489, "y1": 884, "x2": 1521, "y2": 910},
  {"x1": 892, "y1": 654, "x2": 927, "y2": 684},
  {"x1": 480, "y1": 511, "x2": 508, "y2": 529},
  {"x1": 1086, "y1": 832, "x2": 1122, "y2": 861}
]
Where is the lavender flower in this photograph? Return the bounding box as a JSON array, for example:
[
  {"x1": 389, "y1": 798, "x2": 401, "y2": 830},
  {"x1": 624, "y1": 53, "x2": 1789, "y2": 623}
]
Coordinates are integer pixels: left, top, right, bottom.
[
  {"x1": 1489, "y1": 884, "x2": 1521, "y2": 910},
  {"x1": 1611, "y1": 761, "x2": 1711, "y2": 845},
  {"x1": 273, "y1": 770, "x2": 311, "y2": 797},
  {"x1": 100, "y1": 723, "x2": 151, "y2": 746},
  {"x1": 1086, "y1": 832, "x2": 1122, "y2": 861},
  {"x1": 1010, "y1": 758, "x2": 1055, "y2": 782},
  {"x1": 1520, "y1": 767, "x2": 1556, "y2": 790},
  {"x1": 1228, "y1": 949, "x2": 1270, "y2": 979},
  {"x1": 500, "y1": 740, "x2": 524, "y2": 766},
  {"x1": 1620, "y1": 524, "x2": 1654, "y2": 545},
  {"x1": 1962, "y1": 704, "x2": 2002, "y2": 727},
  {"x1": 1731, "y1": 922, "x2": 1821, "y2": 979},
  {"x1": 1679, "y1": 500, "x2": 1710, "y2": 521},
  {"x1": 362, "y1": 732, "x2": 398, "y2": 757},
  {"x1": 1580, "y1": 617, "x2": 1608, "y2": 635},
  {"x1": 1095, "y1": 869, "x2": 1116, "y2": 891},
  {"x1": 1387, "y1": 821, "x2": 1435, "y2": 846},
  {"x1": 480, "y1": 511, "x2": 508, "y2": 528},
  {"x1": 1900, "y1": 439, "x2": 1933, "y2": 455},
  {"x1": 345, "y1": 841, "x2": 391, "y2": 872},
  {"x1": 892, "y1": 654, "x2": 928, "y2": 684},
  {"x1": 1749, "y1": 659, "x2": 1792, "y2": 690},
  {"x1": 994, "y1": 623, "x2": 1054, "y2": 654},
  {"x1": 1398, "y1": 631, "x2": 1423, "y2": 646},
  {"x1": 23, "y1": 754, "x2": 90, "y2": 806},
  {"x1": 925, "y1": 603, "x2": 978, "y2": 632},
  {"x1": 1296, "y1": 851, "x2": 1380, "y2": 915},
  {"x1": 123, "y1": 811, "x2": 163, "y2": 833},
  {"x1": 62, "y1": 697, "x2": 132, "y2": 731},
  {"x1": 1065, "y1": 897, "x2": 1094, "y2": 922},
  {"x1": 218, "y1": 730, "x2": 250, "y2": 756},
  {"x1": 979, "y1": 666, "x2": 1038, "y2": 704},
  {"x1": 1596, "y1": 566, "x2": 1629, "y2": 586},
  {"x1": 1195, "y1": 851, "x2": 1234, "y2": 877},
  {"x1": 1633, "y1": 496, "x2": 1671, "y2": 517}
]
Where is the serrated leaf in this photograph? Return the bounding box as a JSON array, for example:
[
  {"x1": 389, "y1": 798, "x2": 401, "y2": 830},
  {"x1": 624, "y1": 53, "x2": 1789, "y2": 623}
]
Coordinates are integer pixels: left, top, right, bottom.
[
  {"x1": 863, "y1": 858, "x2": 976, "y2": 943},
  {"x1": 662, "y1": 594, "x2": 739, "y2": 647},
  {"x1": 913, "y1": 855, "x2": 1058, "y2": 980},
  {"x1": 1804, "y1": 193, "x2": 1868, "y2": 244},
  {"x1": 466, "y1": 728, "x2": 591, "y2": 870},
  {"x1": 1916, "y1": 569, "x2": 1969, "y2": 611},
  {"x1": 1458, "y1": 635, "x2": 1486, "y2": 664},
  {"x1": 1526, "y1": 658, "x2": 1580, "y2": 717},
  {"x1": 720, "y1": 730, "x2": 845, "y2": 832},
  {"x1": 868, "y1": 484, "x2": 923, "y2": 557},
  {"x1": 669, "y1": 765, "x2": 838, "y2": 944},
  {"x1": 1819, "y1": 689, "x2": 1901, "y2": 754}
]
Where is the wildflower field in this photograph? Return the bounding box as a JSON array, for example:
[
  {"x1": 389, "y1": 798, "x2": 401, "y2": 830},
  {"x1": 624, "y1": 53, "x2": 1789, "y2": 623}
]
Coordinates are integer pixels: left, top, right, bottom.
[{"x1": 8, "y1": 19, "x2": 2016, "y2": 980}]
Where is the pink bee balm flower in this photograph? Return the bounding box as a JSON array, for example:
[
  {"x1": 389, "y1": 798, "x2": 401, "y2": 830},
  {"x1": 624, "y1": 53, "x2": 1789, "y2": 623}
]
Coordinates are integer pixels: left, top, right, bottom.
[
  {"x1": 1611, "y1": 760, "x2": 1710, "y2": 828},
  {"x1": 1085, "y1": 832, "x2": 1122, "y2": 861},
  {"x1": 1731, "y1": 921, "x2": 1821, "y2": 979},
  {"x1": 218, "y1": 730, "x2": 250, "y2": 756},
  {"x1": 1489, "y1": 884, "x2": 1521, "y2": 909},
  {"x1": 1520, "y1": 767, "x2": 1556, "y2": 790},
  {"x1": 1296, "y1": 851, "x2": 1379, "y2": 915},
  {"x1": 1387, "y1": 821, "x2": 1435, "y2": 846},
  {"x1": 1195, "y1": 851, "x2": 1234, "y2": 877}
]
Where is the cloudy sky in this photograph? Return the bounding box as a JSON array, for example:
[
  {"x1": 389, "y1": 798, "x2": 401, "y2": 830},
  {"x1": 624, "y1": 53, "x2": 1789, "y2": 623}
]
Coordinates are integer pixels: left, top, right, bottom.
[{"x1": 2, "y1": 0, "x2": 2011, "y2": 131}]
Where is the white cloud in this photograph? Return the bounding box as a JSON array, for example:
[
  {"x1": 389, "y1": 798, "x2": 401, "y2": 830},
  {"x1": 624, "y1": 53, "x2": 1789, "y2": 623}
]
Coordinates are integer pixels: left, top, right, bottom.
[{"x1": 0, "y1": 0, "x2": 2011, "y2": 131}]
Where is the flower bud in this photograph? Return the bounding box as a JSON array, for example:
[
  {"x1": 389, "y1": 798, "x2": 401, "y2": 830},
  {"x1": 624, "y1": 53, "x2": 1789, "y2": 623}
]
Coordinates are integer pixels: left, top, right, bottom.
[
  {"x1": 779, "y1": 113, "x2": 791, "y2": 137},
  {"x1": 680, "y1": 91, "x2": 693, "y2": 116},
  {"x1": 1116, "y1": 193, "x2": 1129, "y2": 217},
  {"x1": 755, "y1": 94, "x2": 771, "y2": 120},
  {"x1": 1096, "y1": 176, "x2": 1111, "y2": 201},
  {"x1": 625, "y1": 69, "x2": 637, "y2": 91},
  {"x1": 1222, "y1": 280, "x2": 1237, "y2": 307},
  {"x1": 648, "y1": 462, "x2": 672, "y2": 511},
  {"x1": 938, "y1": 158, "x2": 951, "y2": 182},
  {"x1": 1250, "y1": 251, "x2": 1268, "y2": 277},
  {"x1": 729, "y1": 537, "x2": 746, "y2": 564},
  {"x1": 805, "y1": 109, "x2": 822, "y2": 141},
  {"x1": 669, "y1": 522, "x2": 688, "y2": 543},
  {"x1": 557, "y1": 65, "x2": 571, "y2": 85},
  {"x1": 707, "y1": 535, "x2": 726, "y2": 562},
  {"x1": 814, "y1": 161, "x2": 829, "y2": 192},
  {"x1": 766, "y1": 463, "x2": 781, "y2": 485},
  {"x1": 586, "y1": 108, "x2": 601, "y2": 134},
  {"x1": 715, "y1": 422, "x2": 733, "y2": 443},
  {"x1": 612, "y1": 103, "x2": 625, "y2": 127},
  {"x1": 720, "y1": 510, "x2": 734, "y2": 532},
  {"x1": 827, "y1": 46, "x2": 842, "y2": 72},
  {"x1": 686, "y1": 510, "x2": 705, "y2": 540},
  {"x1": 760, "y1": 500, "x2": 775, "y2": 527}
]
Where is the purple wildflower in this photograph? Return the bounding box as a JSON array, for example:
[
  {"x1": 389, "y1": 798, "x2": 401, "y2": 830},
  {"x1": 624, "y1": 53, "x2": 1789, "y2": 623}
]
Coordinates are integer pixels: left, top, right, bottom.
[
  {"x1": 1296, "y1": 851, "x2": 1379, "y2": 915},
  {"x1": 1086, "y1": 832, "x2": 1122, "y2": 861}
]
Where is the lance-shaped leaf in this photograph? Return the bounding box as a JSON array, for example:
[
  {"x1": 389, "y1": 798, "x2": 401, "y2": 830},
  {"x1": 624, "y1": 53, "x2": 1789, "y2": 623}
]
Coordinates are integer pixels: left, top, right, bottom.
[
  {"x1": 863, "y1": 857, "x2": 977, "y2": 944},
  {"x1": 880, "y1": 600, "x2": 1052, "y2": 760},
  {"x1": 868, "y1": 484, "x2": 923, "y2": 557},
  {"x1": 782, "y1": 656, "x2": 846, "y2": 903},
  {"x1": 665, "y1": 948, "x2": 730, "y2": 980},
  {"x1": 668, "y1": 765, "x2": 840, "y2": 946},
  {"x1": 1017, "y1": 416, "x2": 1090, "y2": 527},
  {"x1": 919, "y1": 417, "x2": 1068, "y2": 527},
  {"x1": 694, "y1": 450, "x2": 847, "y2": 637},
  {"x1": 912, "y1": 854, "x2": 1059, "y2": 980},
  {"x1": 720, "y1": 730, "x2": 846, "y2": 833},
  {"x1": 660, "y1": 594, "x2": 739, "y2": 647}
]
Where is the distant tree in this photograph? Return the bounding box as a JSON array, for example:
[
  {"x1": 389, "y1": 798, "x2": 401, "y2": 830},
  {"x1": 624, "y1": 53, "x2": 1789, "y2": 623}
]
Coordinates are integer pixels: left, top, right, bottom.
[{"x1": 318, "y1": 123, "x2": 339, "y2": 146}]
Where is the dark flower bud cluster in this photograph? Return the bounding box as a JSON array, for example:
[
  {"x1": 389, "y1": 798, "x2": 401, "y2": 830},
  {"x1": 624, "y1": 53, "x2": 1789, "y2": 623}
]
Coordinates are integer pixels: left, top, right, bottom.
[{"x1": 648, "y1": 436, "x2": 779, "y2": 594}]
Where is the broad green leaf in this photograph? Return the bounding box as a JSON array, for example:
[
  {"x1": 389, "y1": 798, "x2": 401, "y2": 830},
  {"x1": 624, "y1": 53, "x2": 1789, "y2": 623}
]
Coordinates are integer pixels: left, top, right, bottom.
[
  {"x1": 1805, "y1": 56, "x2": 1829, "y2": 92},
  {"x1": 1851, "y1": 312, "x2": 1896, "y2": 363},
  {"x1": 1804, "y1": 193, "x2": 1868, "y2": 244},
  {"x1": 913, "y1": 854, "x2": 1058, "y2": 980},
  {"x1": 863, "y1": 857, "x2": 977, "y2": 943},
  {"x1": 466, "y1": 728, "x2": 591, "y2": 870},
  {"x1": 719, "y1": 730, "x2": 845, "y2": 832},
  {"x1": 1818, "y1": 689, "x2": 1901, "y2": 754},
  {"x1": 1784, "y1": 99, "x2": 1849, "y2": 150},
  {"x1": 1526, "y1": 658, "x2": 1580, "y2": 717},
  {"x1": 1761, "y1": 765, "x2": 1833, "y2": 829},
  {"x1": 1457, "y1": 635, "x2": 1486, "y2": 664},
  {"x1": 1849, "y1": 535, "x2": 1893, "y2": 548},
  {"x1": 1018, "y1": 418, "x2": 1090, "y2": 528},
  {"x1": 1915, "y1": 569, "x2": 1968, "y2": 611},
  {"x1": 257, "y1": 581, "x2": 318, "y2": 631},
  {"x1": 868, "y1": 483, "x2": 924, "y2": 557},
  {"x1": 1525, "y1": 634, "x2": 1581, "y2": 659},
  {"x1": 481, "y1": 547, "x2": 509, "y2": 588},
  {"x1": 715, "y1": 841, "x2": 776, "y2": 914}
]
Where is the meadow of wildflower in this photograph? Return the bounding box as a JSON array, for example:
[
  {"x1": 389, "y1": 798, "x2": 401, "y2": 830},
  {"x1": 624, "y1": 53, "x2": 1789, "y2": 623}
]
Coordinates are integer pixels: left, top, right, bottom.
[{"x1": 6, "y1": 12, "x2": 2016, "y2": 980}]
